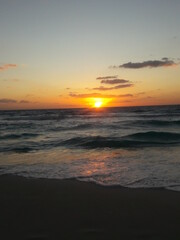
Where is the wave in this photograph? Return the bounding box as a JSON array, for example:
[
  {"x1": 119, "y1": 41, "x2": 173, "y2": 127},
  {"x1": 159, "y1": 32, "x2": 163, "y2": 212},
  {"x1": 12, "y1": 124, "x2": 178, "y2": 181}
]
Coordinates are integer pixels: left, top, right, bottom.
[
  {"x1": 0, "y1": 122, "x2": 38, "y2": 130},
  {"x1": 138, "y1": 113, "x2": 180, "y2": 118},
  {"x1": 62, "y1": 131, "x2": 180, "y2": 149},
  {"x1": 50, "y1": 122, "x2": 119, "y2": 132},
  {"x1": 127, "y1": 131, "x2": 180, "y2": 142},
  {"x1": 50, "y1": 123, "x2": 93, "y2": 132},
  {"x1": 132, "y1": 119, "x2": 180, "y2": 127},
  {"x1": 1, "y1": 131, "x2": 180, "y2": 153},
  {"x1": 4, "y1": 146, "x2": 34, "y2": 153},
  {"x1": 0, "y1": 133, "x2": 39, "y2": 140}
]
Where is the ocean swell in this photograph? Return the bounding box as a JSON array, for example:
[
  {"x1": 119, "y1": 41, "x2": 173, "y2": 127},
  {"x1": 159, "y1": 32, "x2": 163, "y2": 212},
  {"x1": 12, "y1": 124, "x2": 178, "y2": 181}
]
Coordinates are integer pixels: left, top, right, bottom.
[
  {"x1": 62, "y1": 131, "x2": 180, "y2": 149},
  {"x1": 131, "y1": 119, "x2": 180, "y2": 127},
  {"x1": 0, "y1": 133, "x2": 39, "y2": 140}
]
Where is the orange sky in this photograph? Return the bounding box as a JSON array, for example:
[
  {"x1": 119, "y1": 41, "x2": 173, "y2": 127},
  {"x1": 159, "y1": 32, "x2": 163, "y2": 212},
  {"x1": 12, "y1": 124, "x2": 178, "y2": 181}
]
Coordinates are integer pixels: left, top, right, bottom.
[{"x1": 0, "y1": 1, "x2": 180, "y2": 110}]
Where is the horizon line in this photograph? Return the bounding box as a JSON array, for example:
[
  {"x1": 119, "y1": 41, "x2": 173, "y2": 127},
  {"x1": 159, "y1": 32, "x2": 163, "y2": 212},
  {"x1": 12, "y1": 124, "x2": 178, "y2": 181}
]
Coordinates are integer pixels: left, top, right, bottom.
[{"x1": 0, "y1": 103, "x2": 180, "y2": 111}]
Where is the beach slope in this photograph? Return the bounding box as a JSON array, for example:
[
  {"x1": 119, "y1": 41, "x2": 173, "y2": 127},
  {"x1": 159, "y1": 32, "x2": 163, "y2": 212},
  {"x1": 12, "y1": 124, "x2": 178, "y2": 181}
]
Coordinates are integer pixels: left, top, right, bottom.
[{"x1": 0, "y1": 174, "x2": 180, "y2": 240}]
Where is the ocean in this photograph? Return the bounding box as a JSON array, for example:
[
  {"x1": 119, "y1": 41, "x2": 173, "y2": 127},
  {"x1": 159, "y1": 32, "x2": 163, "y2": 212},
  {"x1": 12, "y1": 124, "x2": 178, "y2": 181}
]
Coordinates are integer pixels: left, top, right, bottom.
[{"x1": 0, "y1": 105, "x2": 180, "y2": 191}]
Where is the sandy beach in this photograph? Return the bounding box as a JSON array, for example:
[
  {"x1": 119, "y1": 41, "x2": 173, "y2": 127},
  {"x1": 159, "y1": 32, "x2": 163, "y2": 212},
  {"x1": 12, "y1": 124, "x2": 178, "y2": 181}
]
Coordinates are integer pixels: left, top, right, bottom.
[{"x1": 0, "y1": 174, "x2": 180, "y2": 240}]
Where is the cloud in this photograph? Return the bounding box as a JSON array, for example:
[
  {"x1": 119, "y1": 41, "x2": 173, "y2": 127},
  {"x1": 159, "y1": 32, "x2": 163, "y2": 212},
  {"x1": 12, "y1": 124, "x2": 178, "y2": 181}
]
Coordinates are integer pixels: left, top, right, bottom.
[
  {"x1": 69, "y1": 92, "x2": 133, "y2": 99},
  {"x1": 69, "y1": 92, "x2": 103, "y2": 98},
  {"x1": 161, "y1": 57, "x2": 169, "y2": 61},
  {"x1": 136, "y1": 92, "x2": 146, "y2": 96},
  {"x1": 0, "y1": 98, "x2": 17, "y2": 103},
  {"x1": 0, "y1": 98, "x2": 38, "y2": 104},
  {"x1": 69, "y1": 92, "x2": 118, "y2": 98},
  {"x1": 118, "y1": 94, "x2": 133, "y2": 97},
  {"x1": 2, "y1": 78, "x2": 20, "y2": 82},
  {"x1": 101, "y1": 79, "x2": 129, "y2": 84},
  {"x1": 19, "y1": 100, "x2": 30, "y2": 104},
  {"x1": 122, "y1": 100, "x2": 132, "y2": 103},
  {"x1": 93, "y1": 83, "x2": 133, "y2": 91},
  {"x1": 19, "y1": 100, "x2": 38, "y2": 104},
  {"x1": 0, "y1": 64, "x2": 17, "y2": 72},
  {"x1": 112, "y1": 58, "x2": 178, "y2": 69},
  {"x1": 26, "y1": 94, "x2": 34, "y2": 98},
  {"x1": 96, "y1": 75, "x2": 118, "y2": 80}
]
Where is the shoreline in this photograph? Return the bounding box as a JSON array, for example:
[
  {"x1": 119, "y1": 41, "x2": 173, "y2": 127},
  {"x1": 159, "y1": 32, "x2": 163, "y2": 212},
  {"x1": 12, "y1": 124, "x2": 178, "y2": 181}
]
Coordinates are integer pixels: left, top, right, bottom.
[
  {"x1": 0, "y1": 174, "x2": 180, "y2": 239},
  {"x1": 1, "y1": 173, "x2": 180, "y2": 192}
]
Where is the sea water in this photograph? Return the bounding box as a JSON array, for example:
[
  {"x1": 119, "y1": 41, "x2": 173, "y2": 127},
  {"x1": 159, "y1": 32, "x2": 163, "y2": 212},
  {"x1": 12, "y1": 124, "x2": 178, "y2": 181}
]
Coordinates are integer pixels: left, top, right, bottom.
[{"x1": 0, "y1": 105, "x2": 180, "y2": 191}]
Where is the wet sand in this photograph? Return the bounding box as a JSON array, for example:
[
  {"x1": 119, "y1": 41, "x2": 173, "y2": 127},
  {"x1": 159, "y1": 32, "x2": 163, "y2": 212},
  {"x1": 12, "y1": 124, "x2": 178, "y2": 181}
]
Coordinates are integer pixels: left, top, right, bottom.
[{"x1": 0, "y1": 174, "x2": 180, "y2": 240}]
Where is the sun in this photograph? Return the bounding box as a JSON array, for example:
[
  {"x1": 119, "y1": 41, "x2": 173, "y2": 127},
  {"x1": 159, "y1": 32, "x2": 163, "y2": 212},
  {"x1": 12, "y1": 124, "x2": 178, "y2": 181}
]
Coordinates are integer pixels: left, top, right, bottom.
[
  {"x1": 86, "y1": 97, "x2": 111, "y2": 108},
  {"x1": 94, "y1": 99, "x2": 103, "y2": 108}
]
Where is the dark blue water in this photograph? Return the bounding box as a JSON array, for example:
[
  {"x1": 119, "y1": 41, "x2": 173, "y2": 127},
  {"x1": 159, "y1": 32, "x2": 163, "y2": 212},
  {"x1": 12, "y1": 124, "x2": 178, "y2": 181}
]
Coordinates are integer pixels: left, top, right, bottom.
[{"x1": 0, "y1": 105, "x2": 180, "y2": 191}]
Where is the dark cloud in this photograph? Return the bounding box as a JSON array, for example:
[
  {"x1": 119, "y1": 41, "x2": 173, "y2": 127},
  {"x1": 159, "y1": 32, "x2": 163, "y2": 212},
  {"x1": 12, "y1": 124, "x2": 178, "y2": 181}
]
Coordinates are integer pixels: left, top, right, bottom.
[
  {"x1": 96, "y1": 75, "x2": 118, "y2": 80},
  {"x1": 0, "y1": 64, "x2": 17, "y2": 72},
  {"x1": 161, "y1": 57, "x2": 169, "y2": 61},
  {"x1": 93, "y1": 83, "x2": 133, "y2": 91},
  {"x1": 112, "y1": 58, "x2": 178, "y2": 69},
  {"x1": 101, "y1": 79, "x2": 129, "y2": 84},
  {"x1": 0, "y1": 98, "x2": 17, "y2": 103}
]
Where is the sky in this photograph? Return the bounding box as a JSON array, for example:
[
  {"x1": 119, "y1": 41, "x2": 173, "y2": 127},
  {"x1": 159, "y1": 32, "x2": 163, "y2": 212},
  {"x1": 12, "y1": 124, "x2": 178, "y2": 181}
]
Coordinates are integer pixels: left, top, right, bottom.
[{"x1": 0, "y1": 0, "x2": 180, "y2": 109}]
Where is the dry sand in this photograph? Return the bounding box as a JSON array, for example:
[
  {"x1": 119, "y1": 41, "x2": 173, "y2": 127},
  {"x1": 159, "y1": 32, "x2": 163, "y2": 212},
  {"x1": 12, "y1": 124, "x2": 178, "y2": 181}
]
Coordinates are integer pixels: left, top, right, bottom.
[{"x1": 0, "y1": 174, "x2": 180, "y2": 240}]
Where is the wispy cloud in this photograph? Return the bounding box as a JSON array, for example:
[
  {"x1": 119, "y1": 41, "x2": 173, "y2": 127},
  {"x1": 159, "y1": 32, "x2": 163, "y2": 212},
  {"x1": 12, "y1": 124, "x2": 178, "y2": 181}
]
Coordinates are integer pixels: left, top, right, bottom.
[
  {"x1": 2, "y1": 78, "x2": 20, "y2": 82},
  {"x1": 19, "y1": 100, "x2": 30, "y2": 104},
  {"x1": 20, "y1": 100, "x2": 38, "y2": 104},
  {"x1": 136, "y1": 92, "x2": 146, "y2": 96},
  {"x1": 93, "y1": 83, "x2": 133, "y2": 91},
  {"x1": 118, "y1": 94, "x2": 133, "y2": 97},
  {"x1": 0, "y1": 99, "x2": 38, "y2": 104},
  {"x1": 122, "y1": 100, "x2": 132, "y2": 103},
  {"x1": 112, "y1": 58, "x2": 178, "y2": 69},
  {"x1": 0, "y1": 98, "x2": 17, "y2": 103},
  {"x1": 69, "y1": 92, "x2": 103, "y2": 98},
  {"x1": 69, "y1": 92, "x2": 133, "y2": 98},
  {"x1": 101, "y1": 79, "x2": 129, "y2": 84},
  {"x1": 96, "y1": 75, "x2": 118, "y2": 80},
  {"x1": 0, "y1": 64, "x2": 17, "y2": 72},
  {"x1": 26, "y1": 94, "x2": 34, "y2": 98}
]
